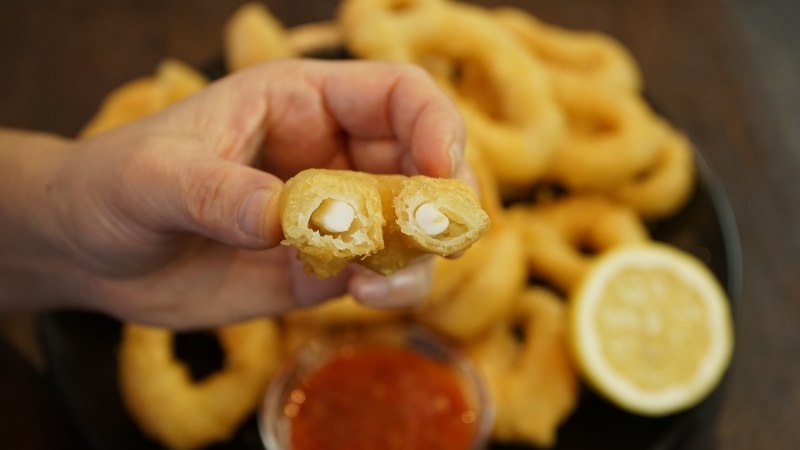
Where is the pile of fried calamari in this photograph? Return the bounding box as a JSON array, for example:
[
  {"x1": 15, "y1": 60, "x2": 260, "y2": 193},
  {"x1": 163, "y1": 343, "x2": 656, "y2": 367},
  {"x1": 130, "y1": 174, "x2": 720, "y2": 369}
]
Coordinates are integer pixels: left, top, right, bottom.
[{"x1": 94, "y1": 1, "x2": 696, "y2": 449}]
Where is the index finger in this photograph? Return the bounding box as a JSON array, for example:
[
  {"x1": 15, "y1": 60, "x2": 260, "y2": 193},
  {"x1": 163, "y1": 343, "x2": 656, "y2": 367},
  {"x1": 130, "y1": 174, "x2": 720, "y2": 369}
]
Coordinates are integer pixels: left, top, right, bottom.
[{"x1": 316, "y1": 61, "x2": 466, "y2": 178}]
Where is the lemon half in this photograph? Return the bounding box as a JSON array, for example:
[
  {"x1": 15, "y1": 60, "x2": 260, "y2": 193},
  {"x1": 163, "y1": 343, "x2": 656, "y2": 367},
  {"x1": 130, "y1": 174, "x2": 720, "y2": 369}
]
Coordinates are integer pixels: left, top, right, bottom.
[{"x1": 568, "y1": 243, "x2": 734, "y2": 416}]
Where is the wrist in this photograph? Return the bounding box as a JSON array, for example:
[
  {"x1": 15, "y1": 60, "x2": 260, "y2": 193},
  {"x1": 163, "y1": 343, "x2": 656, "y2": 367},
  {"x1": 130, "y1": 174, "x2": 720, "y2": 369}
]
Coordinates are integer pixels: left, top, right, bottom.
[{"x1": 0, "y1": 129, "x2": 88, "y2": 310}]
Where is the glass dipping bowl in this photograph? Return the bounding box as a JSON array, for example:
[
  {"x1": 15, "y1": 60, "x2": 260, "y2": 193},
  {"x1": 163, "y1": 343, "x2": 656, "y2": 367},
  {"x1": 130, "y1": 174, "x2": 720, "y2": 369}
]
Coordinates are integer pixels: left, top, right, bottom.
[{"x1": 259, "y1": 324, "x2": 493, "y2": 450}]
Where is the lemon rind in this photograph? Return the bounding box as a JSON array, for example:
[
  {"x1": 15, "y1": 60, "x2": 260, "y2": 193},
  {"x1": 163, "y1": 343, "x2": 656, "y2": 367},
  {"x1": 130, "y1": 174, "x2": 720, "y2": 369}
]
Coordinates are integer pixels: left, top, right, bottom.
[{"x1": 569, "y1": 243, "x2": 734, "y2": 416}]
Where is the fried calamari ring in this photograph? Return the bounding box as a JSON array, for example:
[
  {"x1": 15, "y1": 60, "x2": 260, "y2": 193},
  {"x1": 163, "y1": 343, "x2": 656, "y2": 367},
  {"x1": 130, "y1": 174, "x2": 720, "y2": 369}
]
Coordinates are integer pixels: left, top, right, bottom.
[
  {"x1": 81, "y1": 59, "x2": 207, "y2": 137},
  {"x1": 494, "y1": 7, "x2": 642, "y2": 92},
  {"x1": 546, "y1": 76, "x2": 667, "y2": 189},
  {"x1": 417, "y1": 223, "x2": 527, "y2": 340},
  {"x1": 286, "y1": 21, "x2": 344, "y2": 55},
  {"x1": 283, "y1": 294, "x2": 408, "y2": 327},
  {"x1": 280, "y1": 169, "x2": 385, "y2": 278},
  {"x1": 511, "y1": 195, "x2": 650, "y2": 294},
  {"x1": 105, "y1": 4, "x2": 702, "y2": 449},
  {"x1": 337, "y1": 0, "x2": 442, "y2": 54},
  {"x1": 224, "y1": 4, "x2": 343, "y2": 70},
  {"x1": 280, "y1": 169, "x2": 490, "y2": 277},
  {"x1": 361, "y1": 173, "x2": 491, "y2": 275},
  {"x1": 281, "y1": 292, "x2": 414, "y2": 355},
  {"x1": 609, "y1": 128, "x2": 696, "y2": 219},
  {"x1": 281, "y1": 295, "x2": 410, "y2": 354},
  {"x1": 118, "y1": 319, "x2": 282, "y2": 450},
  {"x1": 223, "y1": 3, "x2": 295, "y2": 72},
  {"x1": 466, "y1": 288, "x2": 578, "y2": 447},
  {"x1": 465, "y1": 142, "x2": 505, "y2": 224},
  {"x1": 339, "y1": 0, "x2": 566, "y2": 186}
]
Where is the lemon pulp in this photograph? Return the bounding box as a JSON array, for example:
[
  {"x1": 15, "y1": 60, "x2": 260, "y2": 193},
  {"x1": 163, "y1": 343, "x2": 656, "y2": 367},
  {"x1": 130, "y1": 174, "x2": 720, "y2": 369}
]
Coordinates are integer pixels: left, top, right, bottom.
[{"x1": 570, "y1": 244, "x2": 733, "y2": 416}]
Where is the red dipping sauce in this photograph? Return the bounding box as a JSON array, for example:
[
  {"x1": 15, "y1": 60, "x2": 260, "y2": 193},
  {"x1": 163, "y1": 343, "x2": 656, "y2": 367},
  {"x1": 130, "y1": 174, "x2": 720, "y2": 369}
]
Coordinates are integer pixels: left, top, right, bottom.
[
  {"x1": 283, "y1": 345, "x2": 478, "y2": 450},
  {"x1": 259, "y1": 328, "x2": 491, "y2": 450}
]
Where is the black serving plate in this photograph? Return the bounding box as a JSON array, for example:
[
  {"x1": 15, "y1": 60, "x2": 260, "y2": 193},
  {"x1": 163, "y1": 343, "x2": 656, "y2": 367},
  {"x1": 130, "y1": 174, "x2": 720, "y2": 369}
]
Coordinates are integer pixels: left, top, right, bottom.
[{"x1": 39, "y1": 148, "x2": 741, "y2": 450}]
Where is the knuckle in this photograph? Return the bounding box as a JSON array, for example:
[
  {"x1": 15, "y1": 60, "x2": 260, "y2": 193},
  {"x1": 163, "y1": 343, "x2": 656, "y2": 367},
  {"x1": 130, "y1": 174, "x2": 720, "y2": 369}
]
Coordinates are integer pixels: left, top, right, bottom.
[
  {"x1": 184, "y1": 164, "x2": 234, "y2": 230},
  {"x1": 399, "y1": 62, "x2": 430, "y2": 80}
]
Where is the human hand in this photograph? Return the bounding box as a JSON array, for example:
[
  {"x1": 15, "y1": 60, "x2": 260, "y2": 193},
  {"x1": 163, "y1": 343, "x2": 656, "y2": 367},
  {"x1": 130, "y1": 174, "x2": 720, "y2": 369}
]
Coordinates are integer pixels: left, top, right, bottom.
[{"x1": 8, "y1": 59, "x2": 467, "y2": 329}]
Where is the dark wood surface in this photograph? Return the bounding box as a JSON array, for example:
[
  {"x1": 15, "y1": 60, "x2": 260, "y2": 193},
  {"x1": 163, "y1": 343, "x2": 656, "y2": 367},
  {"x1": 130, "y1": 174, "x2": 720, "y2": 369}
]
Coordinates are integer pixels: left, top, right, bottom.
[{"x1": 1, "y1": 0, "x2": 798, "y2": 449}]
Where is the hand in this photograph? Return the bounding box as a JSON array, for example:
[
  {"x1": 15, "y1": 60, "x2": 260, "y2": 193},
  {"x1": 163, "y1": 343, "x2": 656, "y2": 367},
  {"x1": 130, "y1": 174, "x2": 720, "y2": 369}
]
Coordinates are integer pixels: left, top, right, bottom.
[{"x1": 2, "y1": 59, "x2": 466, "y2": 329}]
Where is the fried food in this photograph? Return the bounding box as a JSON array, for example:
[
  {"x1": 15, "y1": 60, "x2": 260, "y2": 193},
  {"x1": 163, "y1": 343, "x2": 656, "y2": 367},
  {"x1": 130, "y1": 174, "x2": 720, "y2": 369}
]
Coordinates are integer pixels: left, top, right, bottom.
[
  {"x1": 224, "y1": 2, "x2": 346, "y2": 68},
  {"x1": 283, "y1": 319, "x2": 412, "y2": 358},
  {"x1": 286, "y1": 21, "x2": 344, "y2": 55},
  {"x1": 609, "y1": 128, "x2": 696, "y2": 219},
  {"x1": 466, "y1": 288, "x2": 579, "y2": 447},
  {"x1": 101, "y1": 2, "x2": 707, "y2": 449},
  {"x1": 283, "y1": 294, "x2": 407, "y2": 327},
  {"x1": 546, "y1": 76, "x2": 668, "y2": 189},
  {"x1": 279, "y1": 168, "x2": 385, "y2": 278},
  {"x1": 339, "y1": 0, "x2": 566, "y2": 187},
  {"x1": 118, "y1": 319, "x2": 282, "y2": 450},
  {"x1": 465, "y1": 143, "x2": 505, "y2": 223},
  {"x1": 361, "y1": 173, "x2": 492, "y2": 275},
  {"x1": 417, "y1": 223, "x2": 526, "y2": 340},
  {"x1": 281, "y1": 295, "x2": 410, "y2": 353},
  {"x1": 494, "y1": 7, "x2": 642, "y2": 92},
  {"x1": 511, "y1": 195, "x2": 650, "y2": 294},
  {"x1": 337, "y1": 0, "x2": 442, "y2": 48},
  {"x1": 223, "y1": 3, "x2": 295, "y2": 72},
  {"x1": 81, "y1": 59, "x2": 207, "y2": 137},
  {"x1": 280, "y1": 169, "x2": 490, "y2": 277}
]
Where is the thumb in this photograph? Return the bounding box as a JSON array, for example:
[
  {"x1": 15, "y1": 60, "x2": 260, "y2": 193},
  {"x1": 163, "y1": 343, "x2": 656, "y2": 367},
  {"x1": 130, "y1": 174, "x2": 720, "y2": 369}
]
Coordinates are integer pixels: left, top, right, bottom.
[{"x1": 152, "y1": 156, "x2": 284, "y2": 249}]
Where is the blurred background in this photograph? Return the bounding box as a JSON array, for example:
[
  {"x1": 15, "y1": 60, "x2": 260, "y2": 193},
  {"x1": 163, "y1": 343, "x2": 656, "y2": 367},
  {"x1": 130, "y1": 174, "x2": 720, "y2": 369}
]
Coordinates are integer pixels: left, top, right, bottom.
[{"x1": 0, "y1": 0, "x2": 798, "y2": 449}]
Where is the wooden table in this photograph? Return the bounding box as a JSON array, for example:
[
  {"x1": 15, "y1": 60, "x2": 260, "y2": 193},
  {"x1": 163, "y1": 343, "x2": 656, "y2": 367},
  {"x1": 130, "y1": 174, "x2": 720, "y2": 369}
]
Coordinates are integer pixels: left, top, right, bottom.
[{"x1": 1, "y1": 0, "x2": 798, "y2": 448}]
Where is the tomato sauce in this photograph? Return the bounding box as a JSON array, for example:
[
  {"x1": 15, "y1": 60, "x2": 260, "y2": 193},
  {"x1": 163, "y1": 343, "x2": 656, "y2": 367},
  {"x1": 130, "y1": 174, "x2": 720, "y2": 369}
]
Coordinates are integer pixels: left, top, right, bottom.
[{"x1": 286, "y1": 345, "x2": 477, "y2": 450}]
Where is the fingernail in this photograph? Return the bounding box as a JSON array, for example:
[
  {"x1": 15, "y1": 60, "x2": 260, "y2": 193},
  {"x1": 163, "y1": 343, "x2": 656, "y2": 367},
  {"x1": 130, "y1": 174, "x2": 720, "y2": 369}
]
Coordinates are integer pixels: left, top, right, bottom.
[
  {"x1": 445, "y1": 251, "x2": 465, "y2": 259},
  {"x1": 449, "y1": 141, "x2": 463, "y2": 176},
  {"x1": 357, "y1": 269, "x2": 427, "y2": 308},
  {"x1": 381, "y1": 268, "x2": 429, "y2": 307},
  {"x1": 456, "y1": 164, "x2": 481, "y2": 195},
  {"x1": 236, "y1": 188, "x2": 275, "y2": 239},
  {"x1": 291, "y1": 260, "x2": 349, "y2": 307},
  {"x1": 354, "y1": 278, "x2": 391, "y2": 303},
  {"x1": 401, "y1": 153, "x2": 421, "y2": 176}
]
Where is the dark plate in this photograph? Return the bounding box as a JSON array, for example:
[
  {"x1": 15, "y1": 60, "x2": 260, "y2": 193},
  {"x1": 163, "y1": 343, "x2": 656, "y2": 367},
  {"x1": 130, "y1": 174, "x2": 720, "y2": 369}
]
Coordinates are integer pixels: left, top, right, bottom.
[{"x1": 39, "y1": 148, "x2": 742, "y2": 450}]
